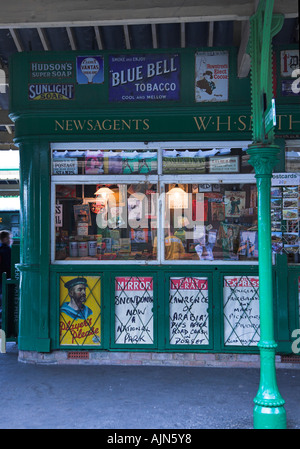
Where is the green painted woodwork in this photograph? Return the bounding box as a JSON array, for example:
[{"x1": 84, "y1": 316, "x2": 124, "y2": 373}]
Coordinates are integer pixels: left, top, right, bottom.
[
  {"x1": 7, "y1": 41, "x2": 299, "y2": 371},
  {"x1": 9, "y1": 45, "x2": 300, "y2": 143},
  {"x1": 248, "y1": 0, "x2": 286, "y2": 429},
  {"x1": 16, "y1": 139, "x2": 51, "y2": 353}
]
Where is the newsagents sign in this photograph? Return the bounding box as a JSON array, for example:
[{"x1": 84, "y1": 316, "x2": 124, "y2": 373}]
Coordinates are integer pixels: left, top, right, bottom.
[{"x1": 109, "y1": 53, "x2": 180, "y2": 102}]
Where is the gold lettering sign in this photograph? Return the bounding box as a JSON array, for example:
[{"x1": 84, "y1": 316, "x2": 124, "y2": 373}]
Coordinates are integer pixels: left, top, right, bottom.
[
  {"x1": 54, "y1": 118, "x2": 150, "y2": 132},
  {"x1": 193, "y1": 114, "x2": 299, "y2": 133},
  {"x1": 193, "y1": 115, "x2": 252, "y2": 132},
  {"x1": 53, "y1": 114, "x2": 299, "y2": 134}
]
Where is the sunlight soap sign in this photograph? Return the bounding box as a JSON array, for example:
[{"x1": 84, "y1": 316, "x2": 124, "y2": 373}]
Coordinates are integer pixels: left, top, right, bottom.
[{"x1": 195, "y1": 51, "x2": 229, "y2": 102}]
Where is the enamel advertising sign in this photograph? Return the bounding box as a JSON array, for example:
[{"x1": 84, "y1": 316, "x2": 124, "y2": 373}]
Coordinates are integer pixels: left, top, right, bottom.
[
  {"x1": 109, "y1": 53, "x2": 180, "y2": 102},
  {"x1": 195, "y1": 51, "x2": 229, "y2": 102},
  {"x1": 76, "y1": 56, "x2": 104, "y2": 84}
]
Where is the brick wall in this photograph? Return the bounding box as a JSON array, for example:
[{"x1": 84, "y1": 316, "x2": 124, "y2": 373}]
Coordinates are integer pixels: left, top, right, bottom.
[{"x1": 18, "y1": 350, "x2": 300, "y2": 369}]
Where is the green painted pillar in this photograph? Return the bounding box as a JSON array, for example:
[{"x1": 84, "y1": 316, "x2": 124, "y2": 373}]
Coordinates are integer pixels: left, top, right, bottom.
[
  {"x1": 16, "y1": 138, "x2": 51, "y2": 352},
  {"x1": 248, "y1": 145, "x2": 286, "y2": 429},
  {"x1": 248, "y1": 0, "x2": 286, "y2": 429}
]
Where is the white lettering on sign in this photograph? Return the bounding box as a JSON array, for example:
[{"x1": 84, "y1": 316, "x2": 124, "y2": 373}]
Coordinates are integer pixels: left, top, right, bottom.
[{"x1": 111, "y1": 58, "x2": 177, "y2": 87}]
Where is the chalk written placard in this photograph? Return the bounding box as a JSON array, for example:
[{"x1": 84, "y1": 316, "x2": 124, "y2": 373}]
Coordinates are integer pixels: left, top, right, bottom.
[
  {"x1": 169, "y1": 277, "x2": 209, "y2": 345},
  {"x1": 115, "y1": 276, "x2": 154, "y2": 345},
  {"x1": 223, "y1": 276, "x2": 260, "y2": 346}
]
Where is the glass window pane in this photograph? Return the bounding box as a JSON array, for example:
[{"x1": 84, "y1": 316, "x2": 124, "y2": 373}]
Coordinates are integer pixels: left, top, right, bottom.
[
  {"x1": 271, "y1": 183, "x2": 300, "y2": 264},
  {"x1": 169, "y1": 277, "x2": 209, "y2": 345},
  {"x1": 285, "y1": 146, "x2": 300, "y2": 172},
  {"x1": 162, "y1": 148, "x2": 253, "y2": 174},
  {"x1": 52, "y1": 149, "x2": 157, "y2": 175},
  {"x1": 115, "y1": 276, "x2": 154, "y2": 344},
  {"x1": 55, "y1": 183, "x2": 157, "y2": 261},
  {"x1": 223, "y1": 275, "x2": 260, "y2": 346},
  {"x1": 163, "y1": 183, "x2": 258, "y2": 262}
]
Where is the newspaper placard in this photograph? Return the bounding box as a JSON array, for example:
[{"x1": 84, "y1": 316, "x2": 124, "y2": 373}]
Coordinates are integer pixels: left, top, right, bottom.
[
  {"x1": 223, "y1": 276, "x2": 260, "y2": 346},
  {"x1": 115, "y1": 276, "x2": 154, "y2": 344},
  {"x1": 169, "y1": 277, "x2": 209, "y2": 345}
]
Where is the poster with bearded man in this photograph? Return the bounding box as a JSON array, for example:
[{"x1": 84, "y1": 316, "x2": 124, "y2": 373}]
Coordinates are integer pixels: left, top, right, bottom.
[{"x1": 59, "y1": 276, "x2": 101, "y2": 346}]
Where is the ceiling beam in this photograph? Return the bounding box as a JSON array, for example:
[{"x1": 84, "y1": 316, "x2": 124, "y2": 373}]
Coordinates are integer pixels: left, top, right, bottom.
[
  {"x1": 37, "y1": 27, "x2": 51, "y2": 50},
  {"x1": 208, "y1": 21, "x2": 214, "y2": 47},
  {"x1": 180, "y1": 22, "x2": 185, "y2": 48},
  {"x1": 5, "y1": 125, "x2": 12, "y2": 134},
  {"x1": 9, "y1": 28, "x2": 24, "y2": 52},
  {"x1": 0, "y1": 110, "x2": 14, "y2": 125},
  {"x1": 123, "y1": 24, "x2": 131, "y2": 49},
  {"x1": 237, "y1": 20, "x2": 251, "y2": 78},
  {"x1": 151, "y1": 23, "x2": 158, "y2": 49},
  {"x1": 66, "y1": 27, "x2": 77, "y2": 50},
  {"x1": 94, "y1": 26, "x2": 103, "y2": 50}
]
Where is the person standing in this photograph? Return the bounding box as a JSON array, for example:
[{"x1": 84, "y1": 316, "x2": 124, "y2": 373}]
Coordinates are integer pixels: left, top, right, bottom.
[{"x1": 0, "y1": 230, "x2": 12, "y2": 324}]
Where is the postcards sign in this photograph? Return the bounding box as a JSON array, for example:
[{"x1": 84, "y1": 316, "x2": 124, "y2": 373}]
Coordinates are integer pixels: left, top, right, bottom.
[{"x1": 109, "y1": 53, "x2": 180, "y2": 102}]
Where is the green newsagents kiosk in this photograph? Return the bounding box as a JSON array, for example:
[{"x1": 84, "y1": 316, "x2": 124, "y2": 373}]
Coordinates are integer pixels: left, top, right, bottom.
[{"x1": 9, "y1": 46, "x2": 300, "y2": 365}]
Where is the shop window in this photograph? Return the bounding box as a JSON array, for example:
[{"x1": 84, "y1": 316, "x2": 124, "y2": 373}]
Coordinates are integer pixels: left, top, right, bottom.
[
  {"x1": 54, "y1": 183, "x2": 157, "y2": 261},
  {"x1": 114, "y1": 276, "x2": 154, "y2": 345},
  {"x1": 163, "y1": 183, "x2": 258, "y2": 262},
  {"x1": 162, "y1": 147, "x2": 254, "y2": 174},
  {"x1": 271, "y1": 184, "x2": 300, "y2": 263},
  {"x1": 285, "y1": 146, "x2": 300, "y2": 172},
  {"x1": 51, "y1": 142, "x2": 257, "y2": 264},
  {"x1": 52, "y1": 148, "x2": 157, "y2": 175},
  {"x1": 271, "y1": 143, "x2": 300, "y2": 263},
  {"x1": 169, "y1": 277, "x2": 209, "y2": 346},
  {"x1": 223, "y1": 275, "x2": 260, "y2": 346}
]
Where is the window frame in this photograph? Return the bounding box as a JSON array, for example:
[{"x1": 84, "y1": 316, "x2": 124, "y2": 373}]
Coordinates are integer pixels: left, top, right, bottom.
[{"x1": 51, "y1": 141, "x2": 257, "y2": 265}]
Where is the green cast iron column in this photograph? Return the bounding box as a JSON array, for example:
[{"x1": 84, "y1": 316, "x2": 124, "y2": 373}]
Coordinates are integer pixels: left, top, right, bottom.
[
  {"x1": 248, "y1": 145, "x2": 286, "y2": 429},
  {"x1": 248, "y1": 0, "x2": 286, "y2": 429}
]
